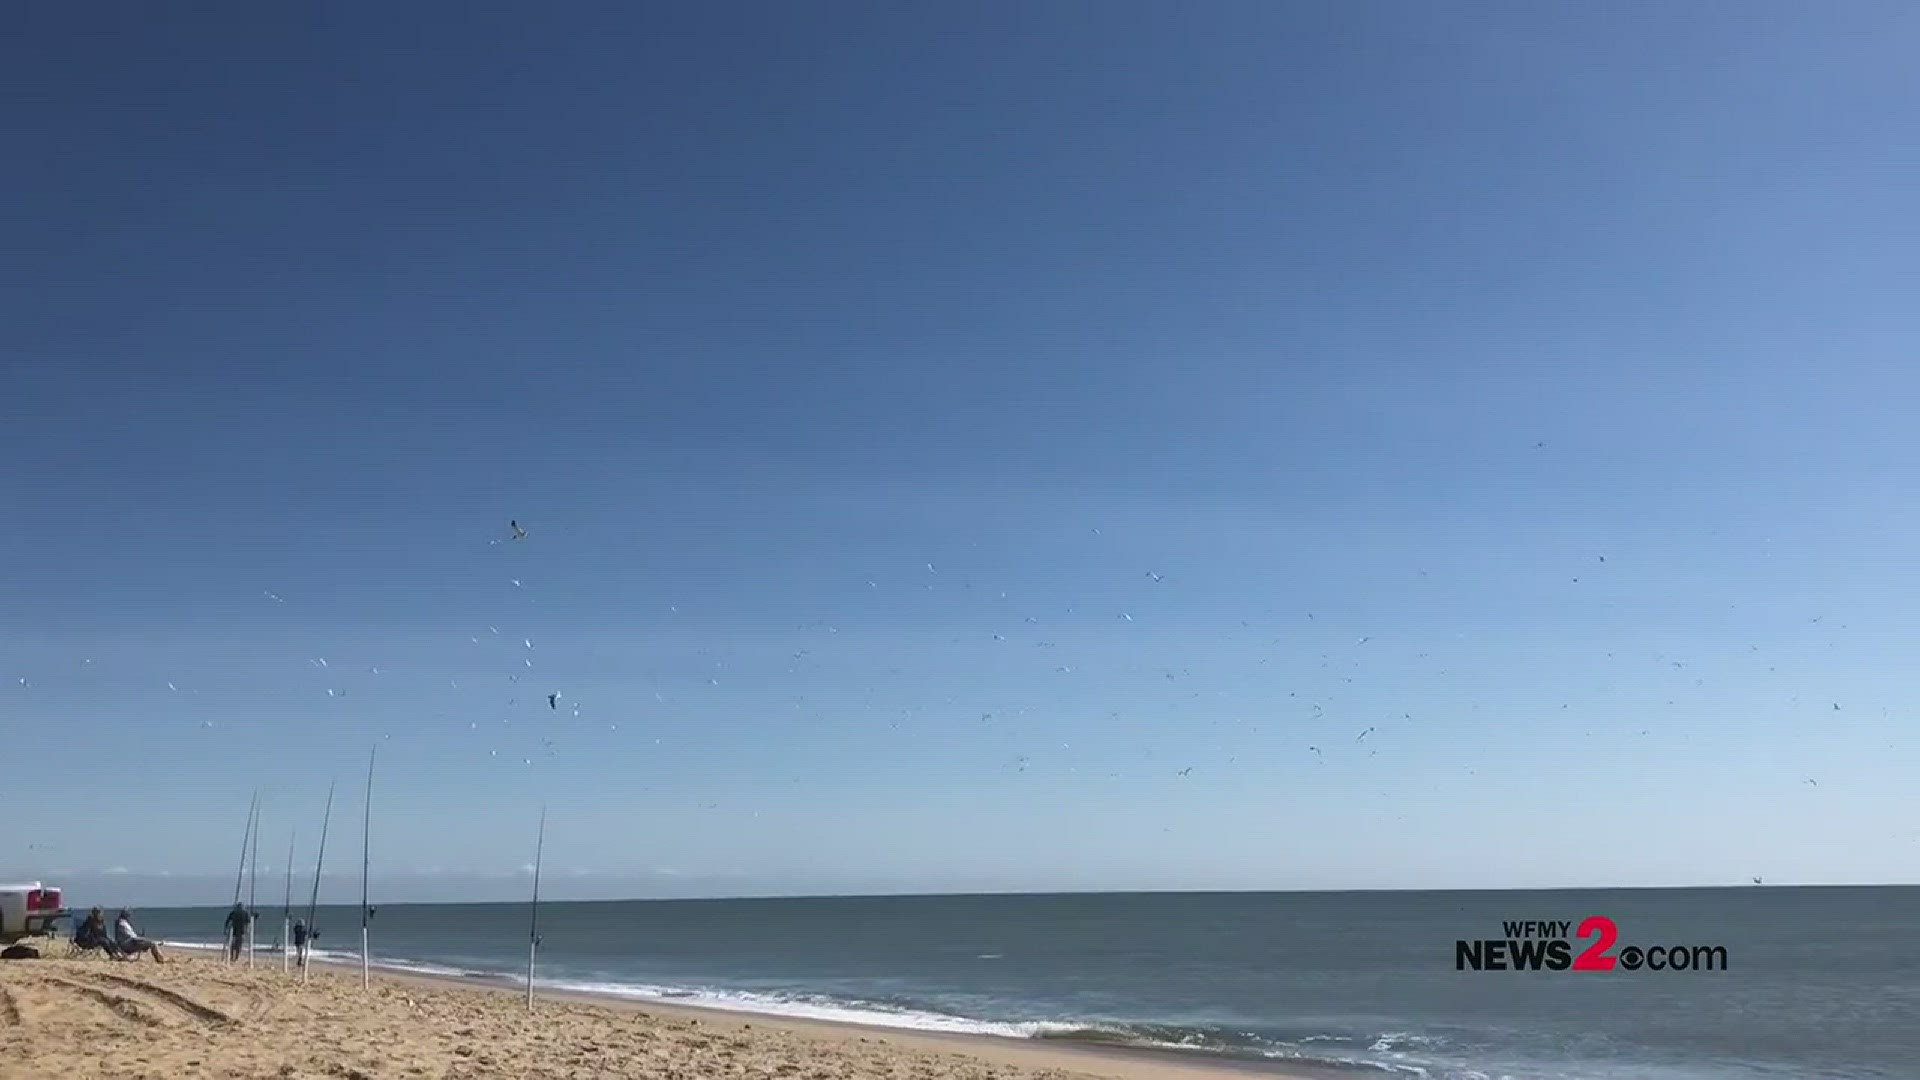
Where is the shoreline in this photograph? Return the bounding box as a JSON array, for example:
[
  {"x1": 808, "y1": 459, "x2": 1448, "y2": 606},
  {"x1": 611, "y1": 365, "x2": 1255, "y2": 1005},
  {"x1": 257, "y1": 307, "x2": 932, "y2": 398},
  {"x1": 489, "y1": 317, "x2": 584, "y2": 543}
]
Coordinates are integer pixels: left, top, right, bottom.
[
  {"x1": 2, "y1": 946, "x2": 1325, "y2": 1080},
  {"x1": 309, "y1": 954, "x2": 1325, "y2": 1080}
]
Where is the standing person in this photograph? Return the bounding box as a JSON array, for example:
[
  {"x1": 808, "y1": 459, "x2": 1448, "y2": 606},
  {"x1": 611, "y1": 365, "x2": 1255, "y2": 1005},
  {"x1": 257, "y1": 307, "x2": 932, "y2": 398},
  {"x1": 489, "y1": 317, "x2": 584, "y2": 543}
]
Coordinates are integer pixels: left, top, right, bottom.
[
  {"x1": 114, "y1": 910, "x2": 166, "y2": 963},
  {"x1": 224, "y1": 902, "x2": 252, "y2": 961},
  {"x1": 292, "y1": 919, "x2": 310, "y2": 968}
]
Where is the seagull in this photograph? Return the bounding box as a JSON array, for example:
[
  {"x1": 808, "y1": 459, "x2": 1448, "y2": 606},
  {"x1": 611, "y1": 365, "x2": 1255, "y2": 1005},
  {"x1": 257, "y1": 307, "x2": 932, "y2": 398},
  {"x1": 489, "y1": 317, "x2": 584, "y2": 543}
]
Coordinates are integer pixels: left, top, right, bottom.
[
  {"x1": 1308, "y1": 745, "x2": 1323, "y2": 758},
  {"x1": 511, "y1": 579, "x2": 523, "y2": 588},
  {"x1": 510, "y1": 520, "x2": 526, "y2": 540},
  {"x1": 548, "y1": 693, "x2": 559, "y2": 710},
  {"x1": 1177, "y1": 767, "x2": 1193, "y2": 777},
  {"x1": 264, "y1": 591, "x2": 284, "y2": 602},
  {"x1": 1147, "y1": 572, "x2": 1164, "y2": 583},
  {"x1": 1356, "y1": 727, "x2": 1375, "y2": 742},
  {"x1": 1805, "y1": 778, "x2": 1819, "y2": 786},
  {"x1": 1751, "y1": 876, "x2": 1763, "y2": 885}
]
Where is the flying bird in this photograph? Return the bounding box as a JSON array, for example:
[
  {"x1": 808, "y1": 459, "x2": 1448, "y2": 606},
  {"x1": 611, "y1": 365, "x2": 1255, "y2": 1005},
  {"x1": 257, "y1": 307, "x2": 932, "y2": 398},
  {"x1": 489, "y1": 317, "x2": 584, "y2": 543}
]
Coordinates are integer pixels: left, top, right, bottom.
[
  {"x1": 1356, "y1": 727, "x2": 1375, "y2": 742},
  {"x1": 511, "y1": 520, "x2": 526, "y2": 540},
  {"x1": 548, "y1": 693, "x2": 559, "y2": 710},
  {"x1": 1177, "y1": 767, "x2": 1193, "y2": 777}
]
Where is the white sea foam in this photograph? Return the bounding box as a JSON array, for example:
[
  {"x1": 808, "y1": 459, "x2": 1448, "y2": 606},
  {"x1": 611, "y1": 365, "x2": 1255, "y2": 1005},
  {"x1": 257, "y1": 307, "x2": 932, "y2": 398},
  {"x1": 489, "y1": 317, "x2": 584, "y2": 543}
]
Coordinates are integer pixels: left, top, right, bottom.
[{"x1": 540, "y1": 979, "x2": 1082, "y2": 1039}]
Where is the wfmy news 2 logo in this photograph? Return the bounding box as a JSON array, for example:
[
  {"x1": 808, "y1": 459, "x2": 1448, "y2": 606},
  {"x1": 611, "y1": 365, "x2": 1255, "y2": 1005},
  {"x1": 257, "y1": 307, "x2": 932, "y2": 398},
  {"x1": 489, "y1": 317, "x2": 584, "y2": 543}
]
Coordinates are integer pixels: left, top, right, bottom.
[{"x1": 1456, "y1": 916, "x2": 1729, "y2": 973}]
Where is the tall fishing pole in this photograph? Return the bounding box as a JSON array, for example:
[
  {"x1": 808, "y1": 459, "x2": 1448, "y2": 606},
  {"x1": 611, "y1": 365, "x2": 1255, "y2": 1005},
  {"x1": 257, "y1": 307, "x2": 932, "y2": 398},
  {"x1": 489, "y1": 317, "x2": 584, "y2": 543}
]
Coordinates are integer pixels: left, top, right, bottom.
[
  {"x1": 527, "y1": 804, "x2": 547, "y2": 1010},
  {"x1": 248, "y1": 802, "x2": 261, "y2": 968},
  {"x1": 231, "y1": 791, "x2": 257, "y2": 905},
  {"x1": 360, "y1": 745, "x2": 376, "y2": 991},
  {"x1": 281, "y1": 830, "x2": 297, "y2": 974},
  {"x1": 303, "y1": 781, "x2": 335, "y2": 984},
  {"x1": 231, "y1": 791, "x2": 257, "y2": 962}
]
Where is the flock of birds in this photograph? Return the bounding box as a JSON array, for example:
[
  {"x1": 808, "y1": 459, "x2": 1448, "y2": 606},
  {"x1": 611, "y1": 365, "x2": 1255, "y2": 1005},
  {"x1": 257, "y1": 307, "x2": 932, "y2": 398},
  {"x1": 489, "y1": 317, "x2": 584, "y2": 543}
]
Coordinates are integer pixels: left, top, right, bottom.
[{"x1": 12, "y1": 513, "x2": 1859, "y2": 862}]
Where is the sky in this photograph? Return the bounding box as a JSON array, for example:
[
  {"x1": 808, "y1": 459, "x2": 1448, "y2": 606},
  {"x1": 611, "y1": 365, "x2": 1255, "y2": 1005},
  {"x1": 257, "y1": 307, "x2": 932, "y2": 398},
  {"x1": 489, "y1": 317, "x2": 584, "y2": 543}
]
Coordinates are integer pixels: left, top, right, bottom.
[{"x1": 6, "y1": 2, "x2": 1920, "y2": 906}]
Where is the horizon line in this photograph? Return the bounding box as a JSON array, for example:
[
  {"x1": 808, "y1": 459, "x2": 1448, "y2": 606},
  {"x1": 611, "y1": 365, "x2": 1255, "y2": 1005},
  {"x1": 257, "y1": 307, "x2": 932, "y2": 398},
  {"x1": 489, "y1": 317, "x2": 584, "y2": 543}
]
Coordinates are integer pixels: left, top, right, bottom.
[{"x1": 106, "y1": 881, "x2": 1920, "y2": 908}]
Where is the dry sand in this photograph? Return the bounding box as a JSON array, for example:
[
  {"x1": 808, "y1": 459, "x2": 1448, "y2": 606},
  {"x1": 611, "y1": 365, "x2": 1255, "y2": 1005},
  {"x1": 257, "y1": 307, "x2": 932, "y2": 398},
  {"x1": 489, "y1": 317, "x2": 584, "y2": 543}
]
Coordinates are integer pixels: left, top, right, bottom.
[{"x1": 0, "y1": 944, "x2": 1297, "y2": 1080}]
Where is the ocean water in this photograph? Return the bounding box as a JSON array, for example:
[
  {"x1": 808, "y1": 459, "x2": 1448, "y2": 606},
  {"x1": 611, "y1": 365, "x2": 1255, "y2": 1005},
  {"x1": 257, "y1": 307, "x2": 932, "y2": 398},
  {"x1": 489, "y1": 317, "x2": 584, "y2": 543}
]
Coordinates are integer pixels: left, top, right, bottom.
[{"x1": 128, "y1": 888, "x2": 1915, "y2": 1080}]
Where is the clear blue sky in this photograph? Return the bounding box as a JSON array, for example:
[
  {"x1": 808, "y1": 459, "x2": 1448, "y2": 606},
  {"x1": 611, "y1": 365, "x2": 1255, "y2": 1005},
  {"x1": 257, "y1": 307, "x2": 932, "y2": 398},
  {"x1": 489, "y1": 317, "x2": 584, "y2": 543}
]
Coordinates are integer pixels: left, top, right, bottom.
[{"x1": 6, "y1": 3, "x2": 1919, "y2": 905}]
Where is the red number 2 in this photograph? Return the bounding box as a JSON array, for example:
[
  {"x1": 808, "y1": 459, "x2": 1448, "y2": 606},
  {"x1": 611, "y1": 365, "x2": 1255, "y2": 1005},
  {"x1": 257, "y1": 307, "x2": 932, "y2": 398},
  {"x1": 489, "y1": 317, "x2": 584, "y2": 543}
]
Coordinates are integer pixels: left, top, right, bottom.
[{"x1": 1571, "y1": 916, "x2": 1618, "y2": 970}]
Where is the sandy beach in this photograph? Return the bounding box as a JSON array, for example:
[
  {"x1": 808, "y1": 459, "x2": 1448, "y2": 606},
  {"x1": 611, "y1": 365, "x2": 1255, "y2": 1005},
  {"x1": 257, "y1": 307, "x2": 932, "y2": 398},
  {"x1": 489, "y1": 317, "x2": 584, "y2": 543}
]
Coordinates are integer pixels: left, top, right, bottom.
[{"x1": 0, "y1": 945, "x2": 1297, "y2": 1080}]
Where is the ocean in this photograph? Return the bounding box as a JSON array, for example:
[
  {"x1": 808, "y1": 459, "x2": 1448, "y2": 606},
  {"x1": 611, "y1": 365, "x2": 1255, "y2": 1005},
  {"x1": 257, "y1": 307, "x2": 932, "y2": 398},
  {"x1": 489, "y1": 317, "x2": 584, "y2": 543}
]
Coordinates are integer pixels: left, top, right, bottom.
[{"x1": 127, "y1": 888, "x2": 1914, "y2": 1080}]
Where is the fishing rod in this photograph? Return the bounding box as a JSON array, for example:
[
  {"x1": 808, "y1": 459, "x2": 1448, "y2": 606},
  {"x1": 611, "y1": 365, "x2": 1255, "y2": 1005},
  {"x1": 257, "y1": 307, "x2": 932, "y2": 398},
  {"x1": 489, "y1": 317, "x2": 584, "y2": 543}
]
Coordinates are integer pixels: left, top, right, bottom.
[
  {"x1": 303, "y1": 781, "x2": 336, "y2": 984},
  {"x1": 360, "y1": 745, "x2": 376, "y2": 992},
  {"x1": 248, "y1": 802, "x2": 261, "y2": 968},
  {"x1": 527, "y1": 804, "x2": 547, "y2": 1011},
  {"x1": 282, "y1": 830, "x2": 296, "y2": 974},
  {"x1": 231, "y1": 791, "x2": 258, "y2": 963},
  {"x1": 231, "y1": 791, "x2": 257, "y2": 906}
]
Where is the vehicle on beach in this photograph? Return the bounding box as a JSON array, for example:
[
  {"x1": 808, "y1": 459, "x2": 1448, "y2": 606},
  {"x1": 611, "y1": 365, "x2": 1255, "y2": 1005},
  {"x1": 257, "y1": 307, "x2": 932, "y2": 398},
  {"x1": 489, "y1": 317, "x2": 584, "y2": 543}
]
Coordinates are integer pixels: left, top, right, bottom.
[{"x1": 0, "y1": 882, "x2": 68, "y2": 943}]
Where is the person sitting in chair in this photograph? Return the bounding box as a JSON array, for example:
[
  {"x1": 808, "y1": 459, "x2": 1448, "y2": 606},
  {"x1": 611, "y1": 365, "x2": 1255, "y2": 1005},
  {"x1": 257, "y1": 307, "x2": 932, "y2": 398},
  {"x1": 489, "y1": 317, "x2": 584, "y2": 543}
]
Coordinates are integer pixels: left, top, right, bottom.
[
  {"x1": 113, "y1": 910, "x2": 165, "y2": 963},
  {"x1": 74, "y1": 908, "x2": 122, "y2": 959}
]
